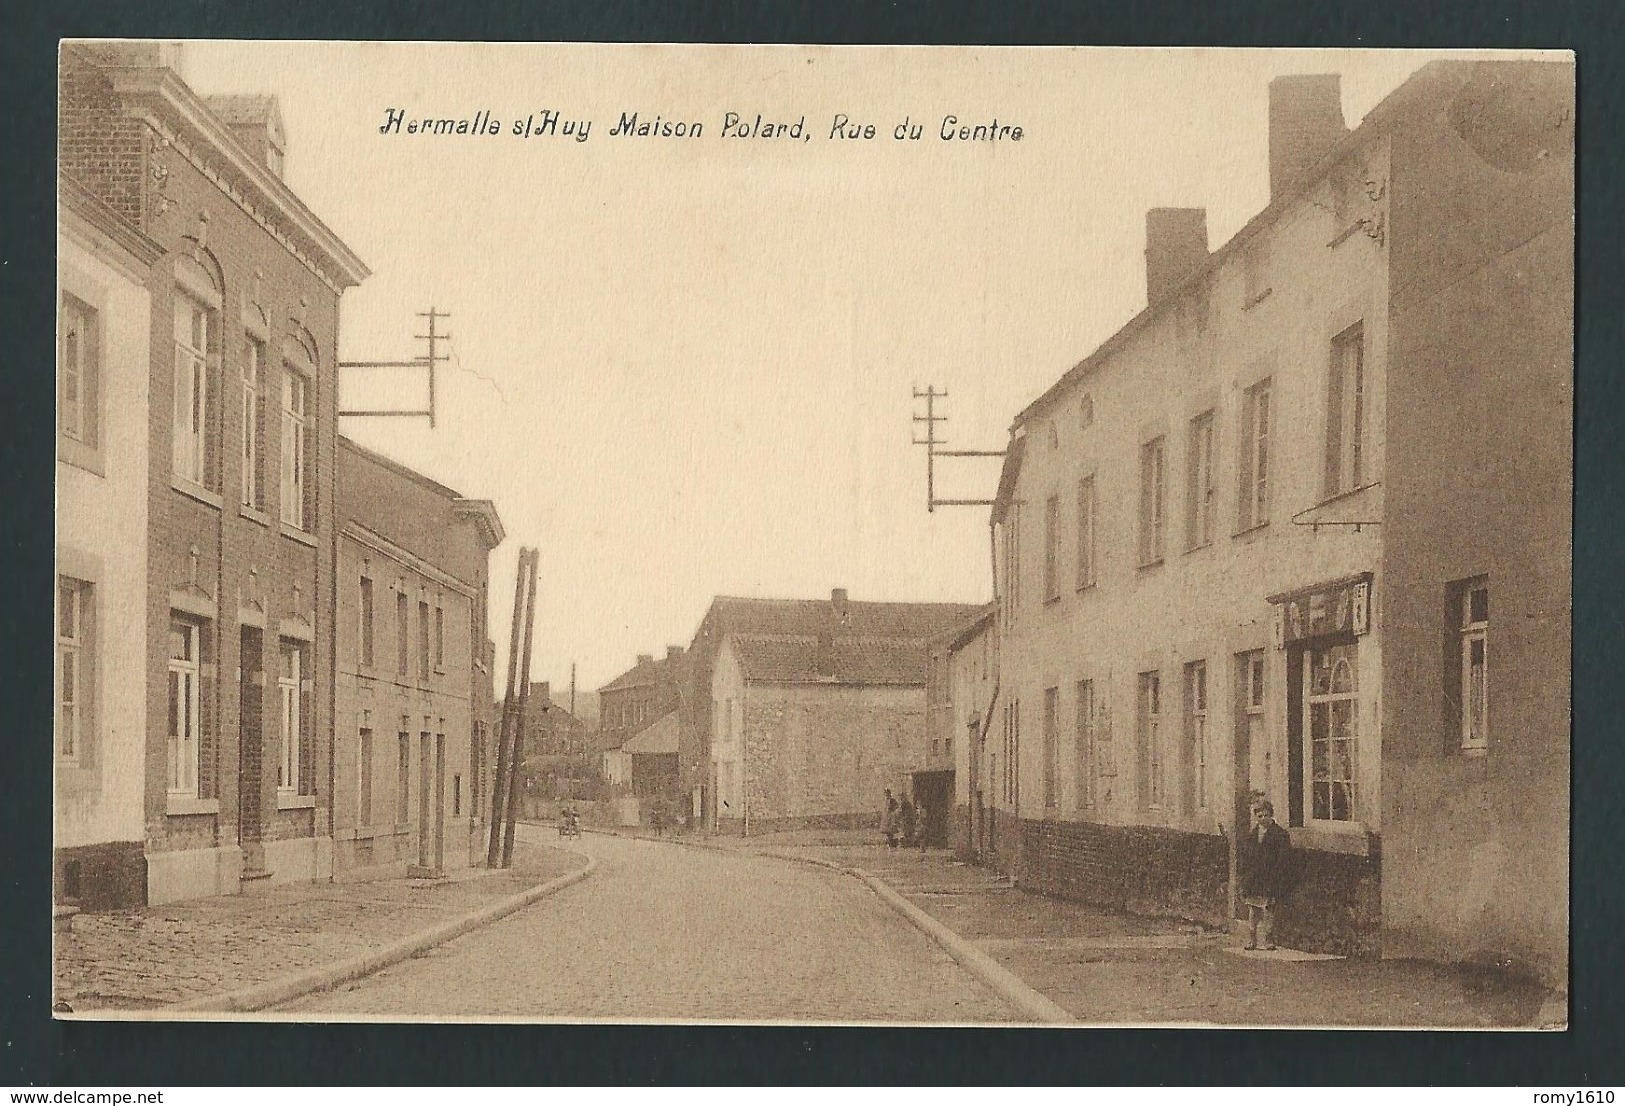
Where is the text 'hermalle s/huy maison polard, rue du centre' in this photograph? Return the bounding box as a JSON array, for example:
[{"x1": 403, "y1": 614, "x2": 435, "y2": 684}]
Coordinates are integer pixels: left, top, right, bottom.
[{"x1": 378, "y1": 108, "x2": 1025, "y2": 144}]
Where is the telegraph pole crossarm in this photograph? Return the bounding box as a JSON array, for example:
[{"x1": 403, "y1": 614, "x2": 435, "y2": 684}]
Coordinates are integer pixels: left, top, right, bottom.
[{"x1": 911, "y1": 383, "x2": 1004, "y2": 512}]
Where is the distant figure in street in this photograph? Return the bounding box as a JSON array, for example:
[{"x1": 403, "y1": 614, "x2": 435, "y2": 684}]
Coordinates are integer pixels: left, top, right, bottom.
[
  {"x1": 1239, "y1": 800, "x2": 1292, "y2": 951},
  {"x1": 882, "y1": 788, "x2": 900, "y2": 848},
  {"x1": 899, "y1": 796, "x2": 917, "y2": 847}
]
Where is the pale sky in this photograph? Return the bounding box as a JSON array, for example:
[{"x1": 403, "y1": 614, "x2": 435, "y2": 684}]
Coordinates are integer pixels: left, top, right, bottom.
[{"x1": 176, "y1": 43, "x2": 1464, "y2": 694}]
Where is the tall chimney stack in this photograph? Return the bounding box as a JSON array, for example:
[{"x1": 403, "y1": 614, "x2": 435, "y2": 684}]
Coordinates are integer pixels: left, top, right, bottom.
[
  {"x1": 1268, "y1": 74, "x2": 1347, "y2": 201},
  {"x1": 1144, "y1": 208, "x2": 1209, "y2": 307},
  {"x1": 636, "y1": 653, "x2": 653, "y2": 667}
]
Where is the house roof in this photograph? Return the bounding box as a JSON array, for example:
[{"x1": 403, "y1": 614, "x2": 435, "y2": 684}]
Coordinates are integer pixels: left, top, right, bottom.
[
  {"x1": 928, "y1": 603, "x2": 997, "y2": 652},
  {"x1": 1009, "y1": 60, "x2": 1541, "y2": 432},
  {"x1": 598, "y1": 649, "x2": 686, "y2": 694},
  {"x1": 728, "y1": 633, "x2": 933, "y2": 687},
  {"x1": 621, "y1": 711, "x2": 679, "y2": 755},
  {"x1": 703, "y1": 595, "x2": 985, "y2": 643}
]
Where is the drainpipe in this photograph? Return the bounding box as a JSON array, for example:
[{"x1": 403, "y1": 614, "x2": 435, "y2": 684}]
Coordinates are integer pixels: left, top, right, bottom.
[{"x1": 740, "y1": 688, "x2": 750, "y2": 838}]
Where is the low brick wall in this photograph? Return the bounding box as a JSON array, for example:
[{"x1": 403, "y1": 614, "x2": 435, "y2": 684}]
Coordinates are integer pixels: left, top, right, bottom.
[
  {"x1": 716, "y1": 811, "x2": 881, "y2": 835},
  {"x1": 1268, "y1": 845, "x2": 1381, "y2": 958},
  {"x1": 1017, "y1": 818, "x2": 1228, "y2": 929}
]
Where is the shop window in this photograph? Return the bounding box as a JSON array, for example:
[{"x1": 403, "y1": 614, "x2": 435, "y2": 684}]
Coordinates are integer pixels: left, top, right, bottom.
[{"x1": 1305, "y1": 642, "x2": 1358, "y2": 822}]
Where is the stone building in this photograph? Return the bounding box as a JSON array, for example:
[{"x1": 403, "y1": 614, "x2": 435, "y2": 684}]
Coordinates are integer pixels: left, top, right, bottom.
[
  {"x1": 981, "y1": 60, "x2": 1571, "y2": 980},
  {"x1": 924, "y1": 605, "x2": 996, "y2": 855},
  {"x1": 58, "y1": 44, "x2": 370, "y2": 904},
  {"x1": 332, "y1": 437, "x2": 504, "y2": 879},
  {"x1": 702, "y1": 590, "x2": 985, "y2": 834},
  {"x1": 597, "y1": 647, "x2": 686, "y2": 787},
  {"x1": 54, "y1": 174, "x2": 165, "y2": 910}
]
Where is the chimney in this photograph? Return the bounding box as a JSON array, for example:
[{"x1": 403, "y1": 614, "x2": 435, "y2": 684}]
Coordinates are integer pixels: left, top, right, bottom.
[
  {"x1": 636, "y1": 653, "x2": 653, "y2": 667},
  {"x1": 815, "y1": 631, "x2": 835, "y2": 677},
  {"x1": 666, "y1": 645, "x2": 683, "y2": 661},
  {"x1": 1144, "y1": 208, "x2": 1209, "y2": 307},
  {"x1": 1268, "y1": 74, "x2": 1347, "y2": 201},
  {"x1": 831, "y1": 587, "x2": 849, "y2": 617}
]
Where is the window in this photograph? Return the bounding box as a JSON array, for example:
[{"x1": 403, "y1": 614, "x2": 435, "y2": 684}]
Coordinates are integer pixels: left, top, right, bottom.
[
  {"x1": 397, "y1": 726, "x2": 412, "y2": 823},
  {"x1": 1186, "y1": 411, "x2": 1217, "y2": 549},
  {"x1": 167, "y1": 618, "x2": 201, "y2": 796},
  {"x1": 1243, "y1": 240, "x2": 1271, "y2": 307},
  {"x1": 1042, "y1": 686, "x2": 1059, "y2": 809},
  {"x1": 1079, "y1": 393, "x2": 1095, "y2": 430},
  {"x1": 1000, "y1": 503, "x2": 1022, "y2": 627},
  {"x1": 396, "y1": 590, "x2": 409, "y2": 676},
  {"x1": 280, "y1": 367, "x2": 308, "y2": 527},
  {"x1": 453, "y1": 773, "x2": 462, "y2": 818},
  {"x1": 1238, "y1": 379, "x2": 1272, "y2": 530},
  {"x1": 1305, "y1": 643, "x2": 1358, "y2": 822},
  {"x1": 1457, "y1": 579, "x2": 1489, "y2": 752},
  {"x1": 359, "y1": 574, "x2": 375, "y2": 667},
  {"x1": 278, "y1": 639, "x2": 303, "y2": 792},
  {"x1": 241, "y1": 337, "x2": 266, "y2": 508},
  {"x1": 1138, "y1": 438, "x2": 1166, "y2": 566},
  {"x1": 1184, "y1": 660, "x2": 1209, "y2": 812},
  {"x1": 1076, "y1": 475, "x2": 1096, "y2": 589},
  {"x1": 173, "y1": 294, "x2": 213, "y2": 485},
  {"x1": 418, "y1": 600, "x2": 431, "y2": 681},
  {"x1": 57, "y1": 578, "x2": 92, "y2": 763},
  {"x1": 434, "y1": 602, "x2": 446, "y2": 670},
  {"x1": 359, "y1": 727, "x2": 374, "y2": 825},
  {"x1": 1043, "y1": 494, "x2": 1061, "y2": 602},
  {"x1": 59, "y1": 294, "x2": 99, "y2": 449},
  {"x1": 1325, "y1": 323, "x2": 1366, "y2": 497},
  {"x1": 1074, "y1": 679, "x2": 1095, "y2": 810},
  {"x1": 1241, "y1": 650, "x2": 1269, "y2": 794},
  {"x1": 1138, "y1": 671, "x2": 1162, "y2": 809}
]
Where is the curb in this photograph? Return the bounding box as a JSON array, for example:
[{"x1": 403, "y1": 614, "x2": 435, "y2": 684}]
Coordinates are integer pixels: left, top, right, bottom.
[
  {"x1": 166, "y1": 854, "x2": 597, "y2": 1013},
  {"x1": 588, "y1": 830, "x2": 1074, "y2": 1024}
]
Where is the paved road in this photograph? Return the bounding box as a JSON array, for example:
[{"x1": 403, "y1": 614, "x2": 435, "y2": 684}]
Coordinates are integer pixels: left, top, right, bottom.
[{"x1": 281, "y1": 827, "x2": 1020, "y2": 1022}]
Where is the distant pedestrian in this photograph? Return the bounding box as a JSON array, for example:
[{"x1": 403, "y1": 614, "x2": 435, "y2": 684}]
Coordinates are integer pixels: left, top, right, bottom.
[
  {"x1": 882, "y1": 788, "x2": 899, "y2": 848},
  {"x1": 899, "y1": 796, "x2": 917, "y2": 847},
  {"x1": 1239, "y1": 800, "x2": 1292, "y2": 951}
]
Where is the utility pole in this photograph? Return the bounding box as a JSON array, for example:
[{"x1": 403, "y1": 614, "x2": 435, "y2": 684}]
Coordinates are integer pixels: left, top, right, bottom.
[
  {"x1": 911, "y1": 385, "x2": 1004, "y2": 512},
  {"x1": 502, "y1": 548, "x2": 541, "y2": 868},
  {"x1": 487, "y1": 548, "x2": 533, "y2": 868},
  {"x1": 338, "y1": 306, "x2": 450, "y2": 424}
]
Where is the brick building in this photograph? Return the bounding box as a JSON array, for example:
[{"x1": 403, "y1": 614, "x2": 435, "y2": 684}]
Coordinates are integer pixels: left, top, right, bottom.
[
  {"x1": 702, "y1": 590, "x2": 984, "y2": 834},
  {"x1": 59, "y1": 44, "x2": 370, "y2": 904},
  {"x1": 55, "y1": 175, "x2": 166, "y2": 910},
  {"x1": 597, "y1": 647, "x2": 686, "y2": 787},
  {"x1": 981, "y1": 60, "x2": 1571, "y2": 979},
  {"x1": 332, "y1": 437, "x2": 504, "y2": 879}
]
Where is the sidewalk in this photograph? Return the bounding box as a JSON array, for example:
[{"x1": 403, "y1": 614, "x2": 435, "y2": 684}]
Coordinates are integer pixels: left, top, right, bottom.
[
  {"x1": 704, "y1": 831, "x2": 1555, "y2": 1028},
  {"x1": 53, "y1": 844, "x2": 587, "y2": 1012}
]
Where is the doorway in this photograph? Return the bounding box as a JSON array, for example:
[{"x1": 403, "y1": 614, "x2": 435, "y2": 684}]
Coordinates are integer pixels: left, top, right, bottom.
[{"x1": 911, "y1": 770, "x2": 954, "y2": 847}]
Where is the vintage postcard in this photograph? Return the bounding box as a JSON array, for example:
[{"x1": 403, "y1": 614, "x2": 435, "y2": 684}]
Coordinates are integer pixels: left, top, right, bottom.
[{"x1": 52, "y1": 41, "x2": 1573, "y2": 1027}]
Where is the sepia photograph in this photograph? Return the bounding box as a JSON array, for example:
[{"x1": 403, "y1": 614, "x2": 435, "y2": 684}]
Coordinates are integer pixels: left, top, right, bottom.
[{"x1": 51, "y1": 40, "x2": 1574, "y2": 1028}]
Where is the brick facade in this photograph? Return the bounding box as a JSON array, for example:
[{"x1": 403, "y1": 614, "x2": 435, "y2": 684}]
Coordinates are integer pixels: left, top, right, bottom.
[{"x1": 60, "y1": 45, "x2": 369, "y2": 904}]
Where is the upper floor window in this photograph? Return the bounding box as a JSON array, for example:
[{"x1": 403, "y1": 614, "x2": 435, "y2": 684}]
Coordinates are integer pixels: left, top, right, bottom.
[
  {"x1": 1324, "y1": 322, "x2": 1366, "y2": 497},
  {"x1": 1079, "y1": 393, "x2": 1095, "y2": 431},
  {"x1": 59, "y1": 294, "x2": 99, "y2": 450},
  {"x1": 280, "y1": 367, "x2": 309, "y2": 528},
  {"x1": 173, "y1": 294, "x2": 214, "y2": 486},
  {"x1": 1238, "y1": 378, "x2": 1272, "y2": 530},
  {"x1": 1043, "y1": 494, "x2": 1061, "y2": 602},
  {"x1": 1076, "y1": 475, "x2": 1096, "y2": 589},
  {"x1": 1186, "y1": 411, "x2": 1217, "y2": 549},
  {"x1": 396, "y1": 589, "x2": 410, "y2": 676},
  {"x1": 1455, "y1": 578, "x2": 1489, "y2": 753},
  {"x1": 1138, "y1": 437, "x2": 1166, "y2": 567},
  {"x1": 417, "y1": 599, "x2": 432, "y2": 681},
  {"x1": 434, "y1": 601, "x2": 446, "y2": 671},
  {"x1": 242, "y1": 336, "x2": 267, "y2": 510},
  {"x1": 359, "y1": 573, "x2": 375, "y2": 668}
]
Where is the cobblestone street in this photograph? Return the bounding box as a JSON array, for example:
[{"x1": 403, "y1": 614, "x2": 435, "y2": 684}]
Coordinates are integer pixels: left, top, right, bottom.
[{"x1": 280, "y1": 826, "x2": 1021, "y2": 1022}]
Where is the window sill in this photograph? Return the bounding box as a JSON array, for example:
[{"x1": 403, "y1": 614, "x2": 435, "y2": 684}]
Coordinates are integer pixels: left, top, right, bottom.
[
  {"x1": 277, "y1": 791, "x2": 317, "y2": 810},
  {"x1": 239, "y1": 504, "x2": 272, "y2": 528},
  {"x1": 58, "y1": 438, "x2": 106, "y2": 477},
  {"x1": 1183, "y1": 539, "x2": 1215, "y2": 556},
  {"x1": 55, "y1": 762, "x2": 99, "y2": 790},
  {"x1": 1042, "y1": 594, "x2": 1061, "y2": 607},
  {"x1": 1289, "y1": 822, "x2": 1374, "y2": 856},
  {"x1": 171, "y1": 478, "x2": 223, "y2": 510},
  {"x1": 1137, "y1": 558, "x2": 1165, "y2": 573},
  {"x1": 1075, "y1": 580, "x2": 1097, "y2": 594},
  {"x1": 167, "y1": 796, "x2": 220, "y2": 816},
  {"x1": 1459, "y1": 745, "x2": 1489, "y2": 759},
  {"x1": 1231, "y1": 521, "x2": 1270, "y2": 542},
  {"x1": 280, "y1": 523, "x2": 318, "y2": 548},
  {"x1": 1242, "y1": 288, "x2": 1273, "y2": 311}
]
